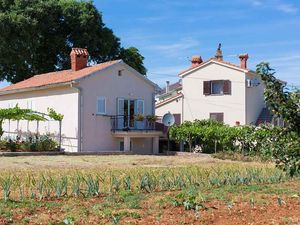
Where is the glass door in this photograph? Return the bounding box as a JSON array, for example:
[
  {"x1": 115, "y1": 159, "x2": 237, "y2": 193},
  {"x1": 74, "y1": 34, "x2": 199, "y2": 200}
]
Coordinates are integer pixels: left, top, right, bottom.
[{"x1": 118, "y1": 99, "x2": 136, "y2": 129}]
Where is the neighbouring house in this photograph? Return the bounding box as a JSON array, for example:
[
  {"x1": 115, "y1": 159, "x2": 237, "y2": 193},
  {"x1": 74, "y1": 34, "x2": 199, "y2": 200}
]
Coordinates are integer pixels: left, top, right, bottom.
[
  {"x1": 0, "y1": 48, "x2": 162, "y2": 153},
  {"x1": 156, "y1": 45, "x2": 272, "y2": 126}
]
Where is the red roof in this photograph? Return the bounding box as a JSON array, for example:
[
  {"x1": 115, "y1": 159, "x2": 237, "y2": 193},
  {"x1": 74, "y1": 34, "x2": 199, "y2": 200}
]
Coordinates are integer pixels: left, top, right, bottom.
[
  {"x1": 0, "y1": 60, "x2": 121, "y2": 93},
  {"x1": 179, "y1": 58, "x2": 249, "y2": 76}
]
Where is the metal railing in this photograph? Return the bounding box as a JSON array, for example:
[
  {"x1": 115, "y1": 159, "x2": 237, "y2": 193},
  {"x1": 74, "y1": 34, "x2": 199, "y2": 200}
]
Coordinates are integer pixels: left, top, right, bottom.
[{"x1": 110, "y1": 115, "x2": 161, "y2": 132}]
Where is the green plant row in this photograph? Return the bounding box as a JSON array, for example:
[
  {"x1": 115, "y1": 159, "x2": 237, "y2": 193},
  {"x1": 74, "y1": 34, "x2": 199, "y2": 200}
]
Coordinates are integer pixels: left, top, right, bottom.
[
  {"x1": 0, "y1": 165, "x2": 289, "y2": 202},
  {"x1": 169, "y1": 120, "x2": 300, "y2": 176}
]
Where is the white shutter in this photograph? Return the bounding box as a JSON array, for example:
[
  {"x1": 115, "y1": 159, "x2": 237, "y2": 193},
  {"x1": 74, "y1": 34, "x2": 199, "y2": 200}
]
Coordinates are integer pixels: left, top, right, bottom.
[
  {"x1": 97, "y1": 97, "x2": 106, "y2": 114},
  {"x1": 136, "y1": 100, "x2": 144, "y2": 115},
  {"x1": 118, "y1": 98, "x2": 125, "y2": 116},
  {"x1": 117, "y1": 98, "x2": 125, "y2": 129}
]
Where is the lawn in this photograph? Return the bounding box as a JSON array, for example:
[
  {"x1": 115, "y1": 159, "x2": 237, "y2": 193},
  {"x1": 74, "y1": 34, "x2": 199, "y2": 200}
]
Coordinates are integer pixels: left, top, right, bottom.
[{"x1": 0, "y1": 155, "x2": 299, "y2": 225}]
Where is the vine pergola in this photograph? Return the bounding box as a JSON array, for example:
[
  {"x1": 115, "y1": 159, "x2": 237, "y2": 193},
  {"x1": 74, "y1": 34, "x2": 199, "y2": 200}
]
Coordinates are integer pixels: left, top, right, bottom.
[{"x1": 0, "y1": 105, "x2": 64, "y2": 150}]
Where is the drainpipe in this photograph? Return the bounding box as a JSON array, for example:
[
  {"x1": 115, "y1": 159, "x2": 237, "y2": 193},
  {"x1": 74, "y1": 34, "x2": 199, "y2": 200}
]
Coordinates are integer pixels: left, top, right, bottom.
[{"x1": 71, "y1": 83, "x2": 82, "y2": 152}]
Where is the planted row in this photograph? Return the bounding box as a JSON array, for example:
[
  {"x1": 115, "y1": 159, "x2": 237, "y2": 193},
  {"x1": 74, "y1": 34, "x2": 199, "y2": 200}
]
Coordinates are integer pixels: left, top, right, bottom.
[{"x1": 0, "y1": 166, "x2": 289, "y2": 202}]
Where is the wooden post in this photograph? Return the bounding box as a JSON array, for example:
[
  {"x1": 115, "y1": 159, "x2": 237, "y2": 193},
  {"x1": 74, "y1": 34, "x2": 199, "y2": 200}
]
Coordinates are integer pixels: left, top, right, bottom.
[{"x1": 59, "y1": 120, "x2": 62, "y2": 151}]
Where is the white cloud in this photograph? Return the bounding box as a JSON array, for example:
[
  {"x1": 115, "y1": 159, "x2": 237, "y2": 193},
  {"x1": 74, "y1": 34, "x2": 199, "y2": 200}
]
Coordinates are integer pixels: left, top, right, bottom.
[
  {"x1": 147, "y1": 38, "x2": 200, "y2": 57},
  {"x1": 249, "y1": 0, "x2": 298, "y2": 14},
  {"x1": 276, "y1": 3, "x2": 298, "y2": 13}
]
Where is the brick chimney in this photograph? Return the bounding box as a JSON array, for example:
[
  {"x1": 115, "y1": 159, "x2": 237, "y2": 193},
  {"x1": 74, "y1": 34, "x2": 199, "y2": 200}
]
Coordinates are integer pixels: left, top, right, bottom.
[
  {"x1": 70, "y1": 48, "x2": 89, "y2": 71},
  {"x1": 239, "y1": 53, "x2": 249, "y2": 69},
  {"x1": 191, "y1": 55, "x2": 203, "y2": 67}
]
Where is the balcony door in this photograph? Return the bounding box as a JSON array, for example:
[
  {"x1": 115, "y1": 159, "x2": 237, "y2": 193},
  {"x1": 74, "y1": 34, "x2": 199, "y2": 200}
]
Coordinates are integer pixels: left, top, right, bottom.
[{"x1": 117, "y1": 98, "x2": 144, "y2": 129}]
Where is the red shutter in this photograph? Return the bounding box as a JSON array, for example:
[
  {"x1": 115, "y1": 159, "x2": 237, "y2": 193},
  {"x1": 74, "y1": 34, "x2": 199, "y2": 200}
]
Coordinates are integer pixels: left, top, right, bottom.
[
  {"x1": 173, "y1": 114, "x2": 181, "y2": 125},
  {"x1": 223, "y1": 80, "x2": 231, "y2": 95},
  {"x1": 217, "y1": 113, "x2": 224, "y2": 122},
  {"x1": 203, "y1": 81, "x2": 211, "y2": 95}
]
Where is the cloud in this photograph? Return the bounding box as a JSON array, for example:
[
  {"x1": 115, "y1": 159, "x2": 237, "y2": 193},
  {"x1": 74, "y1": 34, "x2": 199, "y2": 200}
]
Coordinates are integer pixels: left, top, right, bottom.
[
  {"x1": 276, "y1": 3, "x2": 298, "y2": 13},
  {"x1": 249, "y1": 0, "x2": 298, "y2": 14},
  {"x1": 147, "y1": 38, "x2": 200, "y2": 57},
  {"x1": 251, "y1": 0, "x2": 263, "y2": 6}
]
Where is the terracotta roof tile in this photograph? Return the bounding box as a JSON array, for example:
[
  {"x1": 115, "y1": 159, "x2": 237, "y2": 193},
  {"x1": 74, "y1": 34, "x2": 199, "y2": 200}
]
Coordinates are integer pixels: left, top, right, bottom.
[
  {"x1": 178, "y1": 58, "x2": 249, "y2": 76},
  {"x1": 155, "y1": 93, "x2": 183, "y2": 108},
  {"x1": 0, "y1": 60, "x2": 121, "y2": 93}
]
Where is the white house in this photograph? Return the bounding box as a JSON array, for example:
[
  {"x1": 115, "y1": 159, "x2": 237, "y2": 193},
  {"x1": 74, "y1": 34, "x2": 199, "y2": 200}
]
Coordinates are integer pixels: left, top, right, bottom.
[
  {"x1": 0, "y1": 48, "x2": 162, "y2": 153},
  {"x1": 156, "y1": 45, "x2": 268, "y2": 126}
]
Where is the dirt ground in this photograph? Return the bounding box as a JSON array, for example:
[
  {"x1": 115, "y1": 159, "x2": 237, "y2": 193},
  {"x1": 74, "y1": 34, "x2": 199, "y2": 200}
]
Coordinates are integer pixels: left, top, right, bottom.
[{"x1": 0, "y1": 181, "x2": 299, "y2": 225}]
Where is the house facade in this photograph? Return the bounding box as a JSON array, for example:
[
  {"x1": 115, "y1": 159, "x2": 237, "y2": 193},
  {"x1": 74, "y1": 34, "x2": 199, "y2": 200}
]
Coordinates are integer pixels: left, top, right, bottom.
[
  {"x1": 0, "y1": 48, "x2": 162, "y2": 153},
  {"x1": 156, "y1": 46, "x2": 266, "y2": 126}
]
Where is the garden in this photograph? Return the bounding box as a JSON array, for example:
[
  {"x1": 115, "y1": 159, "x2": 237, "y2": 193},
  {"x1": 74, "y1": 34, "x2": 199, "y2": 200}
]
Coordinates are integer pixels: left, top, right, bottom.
[
  {"x1": 0, "y1": 155, "x2": 299, "y2": 224},
  {"x1": 0, "y1": 106, "x2": 63, "y2": 152}
]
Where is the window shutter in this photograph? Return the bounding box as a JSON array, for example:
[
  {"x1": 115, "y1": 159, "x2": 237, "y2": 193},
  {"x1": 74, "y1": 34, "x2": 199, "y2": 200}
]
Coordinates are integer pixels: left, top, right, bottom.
[
  {"x1": 203, "y1": 81, "x2": 211, "y2": 95},
  {"x1": 136, "y1": 100, "x2": 144, "y2": 114},
  {"x1": 223, "y1": 80, "x2": 231, "y2": 95},
  {"x1": 217, "y1": 113, "x2": 224, "y2": 122},
  {"x1": 97, "y1": 97, "x2": 106, "y2": 114}
]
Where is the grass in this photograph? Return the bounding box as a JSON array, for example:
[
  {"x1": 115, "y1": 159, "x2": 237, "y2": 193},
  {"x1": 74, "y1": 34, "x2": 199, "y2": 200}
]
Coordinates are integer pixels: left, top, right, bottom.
[{"x1": 0, "y1": 154, "x2": 266, "y2": 170}]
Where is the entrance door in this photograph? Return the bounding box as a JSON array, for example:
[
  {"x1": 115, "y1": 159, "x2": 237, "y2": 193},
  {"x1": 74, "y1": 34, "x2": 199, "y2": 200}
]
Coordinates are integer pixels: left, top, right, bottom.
[{"x1": 117, "y1": 99, "x2": 137, "y2": 129}]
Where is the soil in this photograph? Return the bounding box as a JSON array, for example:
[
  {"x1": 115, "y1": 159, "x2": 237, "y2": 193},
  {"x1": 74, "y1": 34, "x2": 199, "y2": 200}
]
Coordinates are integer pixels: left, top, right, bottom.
[{"x1": 0, "y1": 194, "x2": 299, "y2": 225}]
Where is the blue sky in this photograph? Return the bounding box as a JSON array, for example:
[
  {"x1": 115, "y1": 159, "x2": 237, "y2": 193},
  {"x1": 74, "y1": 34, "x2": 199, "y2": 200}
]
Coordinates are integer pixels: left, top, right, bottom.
[
  {"x1": 95, "y1": 0, "x2": 300, "y2": 87},
  {"x1": 1, "y1": 0, "x2": 299, "y2": 89}
]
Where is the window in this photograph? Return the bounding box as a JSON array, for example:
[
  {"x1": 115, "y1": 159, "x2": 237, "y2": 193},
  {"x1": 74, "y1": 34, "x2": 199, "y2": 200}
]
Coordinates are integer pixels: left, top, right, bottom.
[
  {"x1": 211, "y1": 80, "x2": 224, "y2": 94},
  {"x1": 96, "y1": 97, "x2": 106, "y2": 115},
  {"x1": 27, "y1": 100, "x2": 35, "y2": 110},
  {"x1": 210, "y1": 113, "x2": 224, "y2": 122},
  {"x1": 203, "y1": 80, "x2": 231, "y2": 95},
  {"x1": 118, "y1": 70, "x2": 123, "y2": 76}
]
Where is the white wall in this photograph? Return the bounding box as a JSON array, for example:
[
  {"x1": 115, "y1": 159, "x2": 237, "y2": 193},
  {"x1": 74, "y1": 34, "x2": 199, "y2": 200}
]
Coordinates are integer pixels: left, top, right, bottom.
[
  {"x1": 182, "y1": 62, "x2": 246, "y2": 125},
  {"x1": 0, "y1": 86, "x2": 79, "y2": 152},
  {"x1": 245, "y1": 73, "x2": 265, "y2": 124},
  {"x1": 76, "y1": 63, "x2": 156, "y2": 153},
  {"x1": 155, "y1": 96, "x2": 182, "y2": 117}
]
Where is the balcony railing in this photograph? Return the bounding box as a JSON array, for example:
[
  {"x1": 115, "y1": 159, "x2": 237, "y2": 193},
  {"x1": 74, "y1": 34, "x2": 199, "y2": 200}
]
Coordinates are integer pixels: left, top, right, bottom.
[{"x1": 110, "y1": 115, "x2": 161, "y2": 132}]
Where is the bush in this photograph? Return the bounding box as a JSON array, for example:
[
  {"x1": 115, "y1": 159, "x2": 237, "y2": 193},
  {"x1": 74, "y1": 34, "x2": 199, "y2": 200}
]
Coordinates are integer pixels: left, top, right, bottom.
[
  {"x1": 1, "y1": 133, "x2": 58, "y2": 152},
  {"x1": 169, "y1": 119, "x2": 300, "y2": 176}
]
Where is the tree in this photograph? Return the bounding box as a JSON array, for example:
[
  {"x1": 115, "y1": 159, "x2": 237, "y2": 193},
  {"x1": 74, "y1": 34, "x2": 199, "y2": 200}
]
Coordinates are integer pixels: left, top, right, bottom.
[
  {"x1": 256, "y1": 62, "x2": 300, "y2": 133},
  {"x1": 120, "y1": 47, "x2": 147, "y2": 75},
  {"x1": 0, "y1": 0, "x2": 146, "y2": 83}
]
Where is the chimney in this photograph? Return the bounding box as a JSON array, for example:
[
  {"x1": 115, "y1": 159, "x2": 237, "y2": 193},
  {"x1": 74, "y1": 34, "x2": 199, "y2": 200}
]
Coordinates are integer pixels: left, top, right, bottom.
[
  {"x1": 70, "y1": 48, "x2": 89, "y2": 71},
  {"x1": 166, "y1": 81, "x2": 170, "y2": 93},
  {"x1": 215, "y1": 43, "x2": 223, "y2": 61},
  {"x1": 191, "y1": 56, "x2": 203, "y2": 67},
  {"x1": 239, "y1": 53, "x2": 249, "y2": 69}
]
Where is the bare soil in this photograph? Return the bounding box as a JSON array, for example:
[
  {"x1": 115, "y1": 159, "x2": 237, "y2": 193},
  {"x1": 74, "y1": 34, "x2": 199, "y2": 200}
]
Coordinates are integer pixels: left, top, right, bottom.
[{"x1": 0, "y1": 181, "x2": 299, "y2": 225}]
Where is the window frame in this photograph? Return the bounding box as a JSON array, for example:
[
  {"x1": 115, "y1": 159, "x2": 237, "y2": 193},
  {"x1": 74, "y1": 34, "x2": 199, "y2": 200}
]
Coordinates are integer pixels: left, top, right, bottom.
[
  {"x1": 96, "y1": 96, "x2": 107, "y2": 115},
  {"x1": 211, "y1": 80, "x2": 224, "y2": 95},
  {"x1": 209, "y1": 112, "x2": 224, "y2": 122}
]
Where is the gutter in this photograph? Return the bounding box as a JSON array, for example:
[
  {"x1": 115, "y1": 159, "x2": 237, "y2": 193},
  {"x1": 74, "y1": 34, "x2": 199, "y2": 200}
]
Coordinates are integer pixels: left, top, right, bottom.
[
  {"x1": 0, "y1": 82, "x2": 72, "y2": 96},
  {"x1": 71, "y1": 82, "x2": 83, "y2": 152}
]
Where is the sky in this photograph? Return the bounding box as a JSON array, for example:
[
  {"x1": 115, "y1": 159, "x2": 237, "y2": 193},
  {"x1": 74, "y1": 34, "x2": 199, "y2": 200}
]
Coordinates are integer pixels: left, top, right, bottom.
[
  {"x1": 94, "y1": 0, "x2": 300, "y2": 88},
  {"x1": 1, "y1": 0, "x2": 299, "y2": 89}
]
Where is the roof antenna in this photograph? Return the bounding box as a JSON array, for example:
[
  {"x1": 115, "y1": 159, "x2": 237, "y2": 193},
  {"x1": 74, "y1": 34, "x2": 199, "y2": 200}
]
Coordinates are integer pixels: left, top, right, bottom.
[{"x1": 215, "y1": 43, "x2": 223, "y2": 61}]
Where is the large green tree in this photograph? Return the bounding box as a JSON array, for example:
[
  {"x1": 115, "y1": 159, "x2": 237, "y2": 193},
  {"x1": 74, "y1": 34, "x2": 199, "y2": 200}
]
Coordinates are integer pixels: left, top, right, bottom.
[
  {"x1": 256, "y1": 62, "x2": 300, "y2": 133},
  {"x1": 0, "y1": 0, "x2": 146, "y2": 83}
]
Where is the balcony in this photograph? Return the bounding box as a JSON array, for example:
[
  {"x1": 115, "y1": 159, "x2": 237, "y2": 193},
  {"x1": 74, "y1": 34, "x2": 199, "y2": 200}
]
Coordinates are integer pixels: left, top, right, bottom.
[{"x1": 110, "y1": 115, "x2": 163, "y2": 137}]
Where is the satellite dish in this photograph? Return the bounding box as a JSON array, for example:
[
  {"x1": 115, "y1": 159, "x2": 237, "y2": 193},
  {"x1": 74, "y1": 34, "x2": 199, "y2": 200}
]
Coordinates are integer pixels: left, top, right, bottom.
[{"x1": 162, "y1": 112, "x2": 175, "y2": 127}]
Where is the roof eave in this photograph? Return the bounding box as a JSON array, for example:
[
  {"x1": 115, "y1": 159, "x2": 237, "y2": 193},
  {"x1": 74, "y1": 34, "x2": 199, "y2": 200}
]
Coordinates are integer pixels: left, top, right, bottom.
[
  {"x1": 179, "y1": 60, "x2": 249, "y2": 78},
  {"x1": 0, "y1": 82, "x2": 73, "y2": 96}
]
